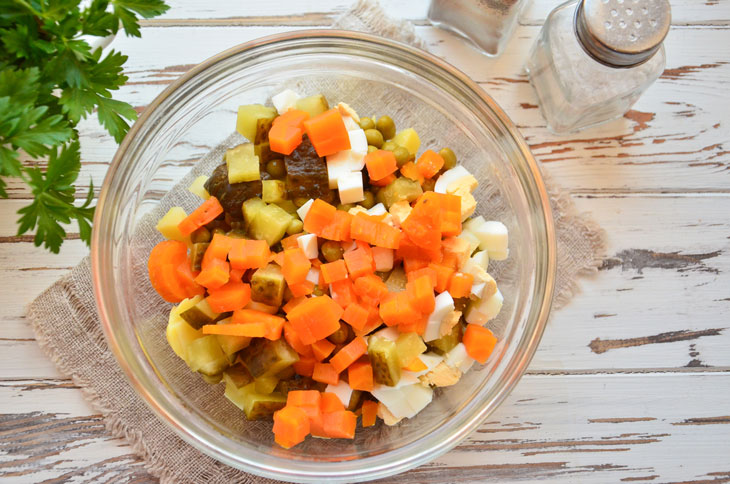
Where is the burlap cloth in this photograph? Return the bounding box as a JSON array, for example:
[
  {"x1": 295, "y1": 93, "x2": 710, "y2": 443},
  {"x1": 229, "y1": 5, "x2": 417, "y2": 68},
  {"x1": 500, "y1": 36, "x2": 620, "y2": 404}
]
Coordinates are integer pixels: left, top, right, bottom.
[{"x1": 27, "y1": 1, "x2": 607, "y2": 482}]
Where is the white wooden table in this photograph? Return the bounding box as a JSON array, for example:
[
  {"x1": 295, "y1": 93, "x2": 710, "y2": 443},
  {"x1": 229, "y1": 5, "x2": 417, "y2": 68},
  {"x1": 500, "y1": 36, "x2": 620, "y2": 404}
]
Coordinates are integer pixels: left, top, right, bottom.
[{"x1": 2, "y1": 1, "x2": 729, "y2": 482}]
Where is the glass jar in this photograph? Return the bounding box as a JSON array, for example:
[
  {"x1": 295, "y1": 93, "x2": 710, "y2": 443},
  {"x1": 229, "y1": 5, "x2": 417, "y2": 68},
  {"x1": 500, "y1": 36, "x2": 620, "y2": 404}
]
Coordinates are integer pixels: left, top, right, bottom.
[
  {"x1": 525, "y1": 0, "x2": 671, "y2": 133},
  {"x1": 428, "y1": 0, "x2": 530, "y2": 57}
]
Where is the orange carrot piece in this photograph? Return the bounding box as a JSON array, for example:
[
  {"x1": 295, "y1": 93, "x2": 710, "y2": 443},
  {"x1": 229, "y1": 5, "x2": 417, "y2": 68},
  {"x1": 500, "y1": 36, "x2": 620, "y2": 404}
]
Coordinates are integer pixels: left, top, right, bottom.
[
  {"x1": 397, "y1": 233, "x2": 443, "y2": 263},
  {"x1": 403, "y1": 257, "x2": 429, "y2": 274},
  {"x1": 311, "y1": 338, "x2": 336, "y2": 362},
  {"x1": 281, "y1": 233, "x2": 303, "y2": 250},
  {"x1": 289, "y1": 280, "x2": 315, "y2": 297},
  {"x1": 407, "y1": 267, "x2": 437, "y2": 288},
  {"x1": 462, "y1": 324, "x2": 498, "y2": 364},
  {"x1": 402, "y1": 357, "x2": 428, "y2": 372},
  {"x1": 361, "y1": 400, "x2": 378, "y2": 427},
  {"x1": 228, "y1": 268, "x2": 245, "y2": 283},
  {"x1": 322, "y1": 410, "x2": 357, "y2": 439},
  {"x1": 320, "y1": 392, "x2": 345, "y2": 413},
  {"x1": 312, "y1": 362, "x2": 340, "y2": 385},
  {"x1": 284, "y1": 322, "x2": 314, "y2": 356},
  {"x1": 283, "y1": 297, "x2": 307, "y2": 314},
  {"x1": 303, "y1": 199, "x2": 336, "y2": 235},
  {"x1": 343, "y1": 247, "x2": 375, "y2": 279},
  {"x1": 232, "y1": 309, "x2": 285, "y2": 326},
  {"x1": 448, "y1": 272, "x2": 475, "y2": 299},
  {"x1": 206, "y1": 281, "x2": 251, "y2": 313},
  {"x1": 341, "y1": 302, "x2": 369, "y2": 331},
  {"x1": 329, "y1": 336, "x2": 368, "y2": 373},
  {"x1": 364, "y1": 150, "x2": 398, "y2": 181},
  {"x1": 400, "y1": 161, "x2": 424, "y2": 184},
  {"x1": 293, "y1": 356, "x2": 316, "y2": 377},
  {"x1": 380, "y1": 292, "x2": 422, "y2": 327},
  {"x1": 397, "y1": 314, "x2": 428, "y2": 335},
  {"x1": 177, "y1": 197, "x2": 224, "y2": 236},
  {"x1": 428, "y1": 263, "x2": 454, "y2": 293},
  {"x1": 205, "y1": 232, "x2": 233, "y2": 261},
  {"x1": 202, "y1": 322, "x2": 267, "y2": 337},
  {"x1": 439, "y1": 193, "x2": 462, "y2": 236},
  {"x1": 148, "y1": 240, "x2": 200, "y2": 302},
  {"x1": 273, "y1": 405, "x2": 310, "y2": 449},
  {"x1": 287, "y1": 295, "x2": 344, "y2": 345},
  {"x1": 415, "y1": 149, "x2": 444, "y2": 179},
  {"x1": 282, "y1": 248, "x2": 311, "y2": 286},
  {"x1": 269, "y1": 123, "x2": 303, "y2": 155},
  {"x1": 275, "y1": 109, "x2": 310, "y2": 128},
  {"x1": 406, "y1": 275, "x2": 436, "y2": 313},
  {"x1": 368, "y1": 173, "x2": 396, "y2": 187},
  {"x1": 347, "y1": 359, "x2": 374, "y2": 392},
  {"x1": 272, "y1": 251, "x2": 285, "y2": 267},
  {"x1": 320, "y1": 259, "x2": 348, "y2": 284},
  {"x1": 352, "y1": 274, "x2": 389, "y2": 305},
  {"x1": 302, "y1": 108, "x2": 350, "y2": 157},
  {"x1": 228, "y1": 239, "x2": 270, "y2": 270},
  {"x1": 330, "y1": 278, "x2": 356, "y2": 308},
  {"x1": 287, "y1": 390, "x2": 321, "y2": 419},
  {"x1": 401, "y1": 194, "x2": 442, "y2": 250},
  {"x1": 319, "y1": 209, "x2": 353, "y2": 242},
  {"x1": 194, "y1": 257, "x2": 230, "y2": 289}
]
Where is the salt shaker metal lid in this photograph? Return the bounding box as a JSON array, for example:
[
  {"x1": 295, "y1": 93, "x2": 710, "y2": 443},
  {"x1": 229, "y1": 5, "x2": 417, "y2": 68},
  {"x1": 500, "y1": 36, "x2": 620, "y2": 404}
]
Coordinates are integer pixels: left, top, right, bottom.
[{"x1": 575, "y1": 0, "x2": 671, "y2": 67}]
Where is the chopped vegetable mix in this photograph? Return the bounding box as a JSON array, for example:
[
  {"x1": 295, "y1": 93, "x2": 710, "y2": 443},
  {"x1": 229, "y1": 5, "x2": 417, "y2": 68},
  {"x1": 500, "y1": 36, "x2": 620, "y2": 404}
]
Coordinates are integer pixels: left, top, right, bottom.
[{"x1": 149, "y1": 91, "x2": 509, "y2": 448}]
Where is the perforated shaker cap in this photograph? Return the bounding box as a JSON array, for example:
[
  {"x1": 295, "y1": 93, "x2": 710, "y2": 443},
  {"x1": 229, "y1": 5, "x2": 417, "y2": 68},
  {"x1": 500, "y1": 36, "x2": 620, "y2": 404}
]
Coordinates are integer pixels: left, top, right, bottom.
[{"x1": 575, "y1": 0, "x2": 671, "y2": 67}]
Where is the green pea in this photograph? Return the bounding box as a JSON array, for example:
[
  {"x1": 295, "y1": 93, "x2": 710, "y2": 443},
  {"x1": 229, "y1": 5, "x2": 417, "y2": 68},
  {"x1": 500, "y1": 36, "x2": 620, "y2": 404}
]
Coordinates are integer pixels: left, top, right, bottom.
[
  {"x1": 365, "y1": 129, "x2": 384, "y2": 148},
  {"x1": 265, "y1": 158, "x2": 286, "y2": 179},
  {"x1": 190, "y1": 226, "x2": 212, "y2": 244},
  {"x1": 359, "y1": 117, "x2": 375, "y2": 130},
  {"x1": 439, "y1": 147, "x2": 457, "y2": 170},
  {"x1": 392, "y1": 146, "x2": 410, "y2": 168},
  {"x1": 367, "y1": 145, "x2": 378, "y2": 154},
  {"x1": 422, "y1": 178, "x2": 436, "y2": 192},
  {"x1": 381, "y1": 140, "x2": 397, "y2": 152},
  {"x1": 376, "y1": 115, "x2": 396, "y2": 140},
  {"x1": 360, "y1": 191, "x2": 376, "y2": 209},
  {"x1": 327, "y1": 324, "x2": 351, "y2": 344},
  {"x1": 321, "y1": 241, "x2": 343, "y2": 262},
  {"x1": 337, "y1": 203, "x2": 355, "y2": 212}
]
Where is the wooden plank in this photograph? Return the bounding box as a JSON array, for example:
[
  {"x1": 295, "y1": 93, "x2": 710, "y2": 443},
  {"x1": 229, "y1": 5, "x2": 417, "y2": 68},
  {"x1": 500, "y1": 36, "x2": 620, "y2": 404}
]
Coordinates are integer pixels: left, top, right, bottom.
[
  {"x1": 1, "y1": 373, "x2": 729, "y2": 483},
  {"x1": 3, "y1": 24, "x2": 728, "y2": 199},
  {"x1": 1, "y1": 193, "x2": 728, "y2": 374},
  {"x1": 149, "y1": 0, "x2": 730, "y2": 26}
]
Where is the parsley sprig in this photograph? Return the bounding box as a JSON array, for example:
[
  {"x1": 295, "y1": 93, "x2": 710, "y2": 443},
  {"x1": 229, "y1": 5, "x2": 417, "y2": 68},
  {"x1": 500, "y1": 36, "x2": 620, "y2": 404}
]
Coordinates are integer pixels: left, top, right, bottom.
[{"x1": 0, "y1": 0, "x2": 169, "y2": 253}]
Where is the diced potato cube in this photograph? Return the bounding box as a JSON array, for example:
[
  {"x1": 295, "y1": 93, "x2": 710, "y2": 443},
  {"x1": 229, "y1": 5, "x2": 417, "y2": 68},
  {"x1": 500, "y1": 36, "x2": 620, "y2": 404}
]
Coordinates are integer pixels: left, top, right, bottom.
[
  {"x1": 188, "y1": 175, "x2": 210, "y2": 199},
  {"x1": 295, "y1": 94, "x2": 329, "y2": 117},
  {"x1": 262, "y1": 179, "x2": 287, "y2": 204},
  {"x1": 226, "y1": 144, "x2": 260, "y2": 183},
  {"x1": 156, "y1": 207, "x2": 189, "y2": 242},
  {"x1": 236, "y1": 104, "x2": 277, "y2": 142},
  {"x1": 392, "y1": 128, "x2": 420, "y2": 156}
]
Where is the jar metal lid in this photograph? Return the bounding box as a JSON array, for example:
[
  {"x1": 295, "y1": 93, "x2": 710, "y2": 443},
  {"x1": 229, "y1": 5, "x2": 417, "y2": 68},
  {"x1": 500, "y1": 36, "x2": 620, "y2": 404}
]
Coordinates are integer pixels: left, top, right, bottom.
[{"x1": 575, "y1": 0, "x2": 671, "y2": 68}]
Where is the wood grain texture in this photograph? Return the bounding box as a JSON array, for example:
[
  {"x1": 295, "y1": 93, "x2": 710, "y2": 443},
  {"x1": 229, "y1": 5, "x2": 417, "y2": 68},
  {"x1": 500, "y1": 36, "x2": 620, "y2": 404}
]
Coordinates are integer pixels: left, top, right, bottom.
[{"x1": 1, "y1": 0, "x2": 729, "y2": 482}]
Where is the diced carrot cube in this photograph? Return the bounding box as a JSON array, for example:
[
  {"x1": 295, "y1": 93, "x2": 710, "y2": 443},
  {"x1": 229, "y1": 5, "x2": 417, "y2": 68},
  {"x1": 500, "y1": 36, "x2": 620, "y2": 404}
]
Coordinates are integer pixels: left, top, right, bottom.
[
  {"x1": 287, "y1": 295, "x2": 344, "y2": 345},
  {"x1": 311, "y1": 338, "x2": 336, "y2": 362},
  {"x1": 302, "y1": 109, "x2": 350, "y2": 157},
  {"x1": 364, "y1": 150, "x2": 398, "y2": 181},
  {"x1": 329, "y1": 337, "x2": 368, "y2": 373},
  {"x1": 342, "y1": 302, "x2": 369, "y2": 331},
  {"x1": 415, "y1": 149, "x2": 444, "y2": 179},
  {"x1": 344, "y1": 247, "x2": 375, "y2": 279},
  {"x1": 361, "y1": 400, "x2": 378, "y2": 427},
  {"x1": 448, "y1": 271, "x2": 475, "y2": 299},
  {"x1": 462, "y1": 324, "x2": 498, "y2": 364},
  {"x1": 312, "y1": 362, "x2": 340, "y2": 385},
  {"x1": 322, "y1": 410, "x2": 357, "y2": 439},
  {"x1": 347, "y1": 359, "x2": 373, "y2": 392},
  {"x1": 320, "y1": 259, "x2": 348, "y2": 284},
  {"x1": 273, "y1": 405, "x2": 310, "y2": 449}
]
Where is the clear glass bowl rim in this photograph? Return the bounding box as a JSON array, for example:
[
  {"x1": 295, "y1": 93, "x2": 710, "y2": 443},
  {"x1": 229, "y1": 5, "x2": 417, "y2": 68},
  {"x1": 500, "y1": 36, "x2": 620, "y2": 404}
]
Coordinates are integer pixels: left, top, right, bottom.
[{"x1": 91, "y1": 29, "x2": 556, "y2": 482}]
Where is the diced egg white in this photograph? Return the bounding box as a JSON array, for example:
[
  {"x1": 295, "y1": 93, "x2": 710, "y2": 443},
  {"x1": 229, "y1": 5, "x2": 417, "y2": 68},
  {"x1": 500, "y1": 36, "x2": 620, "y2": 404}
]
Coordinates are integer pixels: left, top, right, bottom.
[
  {"x1": 271, "y1": 89, "x2": 301, "y2": 114},
  {"x1": 465, "y1": 288, "x2": 504, "y2": 326},
  {"x1": 297, "y1": 233, "x2": 319, "y2": 259},
  {"x1": 471, "y1": 281, "x2": 486, "y2": 299},
  {"x1": 404, "y1": 384, "x2": 434, "y2": 417},
  {"x1": 424, "y1": 292, "x2": 455, "y2": 342},
  {"x1": 371, "y1": 326, "x2": 400, "y2": 342},
  {"x1": 457, "y1": 229, "x2": 480, "y2": 257},
  {"x1": 470, "y1": 220, "x2": 509, "y2": 260},
  {"x1": 393, "y1": 370, "x2": 422, "y2": 388},
  {"x1": 367, "y1": 203, "x2": 387, "y2": 216},
  {"x1": 326, "y1": 381, "x2": 353, "y2": 407},
  {"x1": 419, "y1": 352, "x2": 445, "y2": 370},
  {"x1": 445, "y1": 343, "x2": 476, "y2": 374},
  {"x1": 337, "y1": 171, "x2": 365, "y2": 204},
  {"x1": 326, "y1": 150, "x2": 365, "y2": 189},
  {"x1": 348, "y1": 129, "x2": 368, "y2": 155},
  {"x1": 305, "y1": 267, "x2": 320, "y2": 285},
  {"x1": 434, "y1": 165, "x2": 472, "y2": 194},
  {"x1": 296, "y1": 198, "x2": 314, "y2": 222},
  {"x1": 342, "y1": 115, "x2": 360, "y2": 131},
  {"x1": 371, "y1": 384, "x2": 434, "y2": 419},
  {"x1": 372, "y1": 246, "x2": 394, "y2": 272},
  {"x1": 464, "y1": 216, "x2": 486, "y2": 233},
  {"x1": 470, "y1": 250, "x2": 489, "y2": 271}
]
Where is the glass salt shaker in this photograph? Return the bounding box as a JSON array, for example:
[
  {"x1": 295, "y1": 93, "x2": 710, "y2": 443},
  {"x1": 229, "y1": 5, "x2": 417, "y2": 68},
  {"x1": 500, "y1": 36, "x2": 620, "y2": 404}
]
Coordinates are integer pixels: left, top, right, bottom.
[
  {"x1": 525, "y1": 0, "x2": 671, "y2": 133},
  {"x1": 428, "y1": 0, "x2": 531, "y2": 57}
]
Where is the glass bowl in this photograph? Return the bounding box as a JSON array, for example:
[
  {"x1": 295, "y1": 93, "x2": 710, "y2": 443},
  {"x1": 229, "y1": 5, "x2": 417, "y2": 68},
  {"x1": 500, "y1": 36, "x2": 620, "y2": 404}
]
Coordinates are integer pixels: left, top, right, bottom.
[{"x1": 92, "y1": 30, "x2": 556, "y2": 483}]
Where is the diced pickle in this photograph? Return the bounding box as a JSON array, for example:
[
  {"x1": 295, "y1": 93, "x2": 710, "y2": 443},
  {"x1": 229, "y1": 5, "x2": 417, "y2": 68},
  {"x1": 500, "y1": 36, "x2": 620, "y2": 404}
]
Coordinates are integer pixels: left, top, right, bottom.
[
  {"x1": 166, "y1": 303, "x2": 203, "y2": 362},
  {"x1": 254, "y1": 116, "x2": 275, "y2": 145},
  {"x1": 295, "y1": 94, "x2": 329, "y2": 117},
  {"x1": 395, "y1": 332, "x2": 427, "y2": 367},
  {"x1": 240, "y1": 338, "x2": 299, "y2": 378},
  {"x1": 179, "y1": 297, "x2": 220, "y2": 329},
  {"x1": 347, "y1": 389, "x2": 363, "y2": 411},
  {"x1": 284, "y1": 136, "x2": 334, "y2": 203},
  {"x1": 187, "y1": 336, "x2": 230, "y2": 376},
  {"x1": 255, "y1": 375, "x2": 280, "y2": 394},
  {"x1": 385, "y1": 267, "x2": 408, "y2": 292},
  {"x1": 428, "y1": 322, "x2": 462, "y2": 355},
  {"x1": 204, "y1": 163, "x2": 263, "y2": 219},
  {"x1": 368, "y1": 336, "x2": 401, "y2": 386},
  {"x1": 262, "y1": 179, "x2": 287, "y2": 204},
  {"x1": 251, "y1": 263, "x2": 286, "y2": 307},
  {"x1": 276, "y1": 366, "x2": 296, "y2": 380},
  {"x1": 223, "y1": 364, "x2": 254, "y2": 389},
  {"x1": 248, "y1": 203, "x2": 293, "y2": 246},
  {"x1": 224, "y1": 382, "x2": 287, "y2": 420},
  {"x1": 215, "y1": 320, "x2": 251, "y2": 357},
  {"x1": 254, "y1": 141, "x2": 274, "y2": 164},
  {"x1": 379, "y1": 177, "x2": 423, "y2": 209},
  {"x1": 189, "y1": 242, "x2": 209, "y2": 272},
  {"x1": 236, "y1": 104, "x2": 277, "y2": 142}
]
